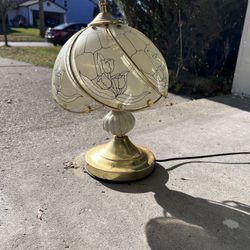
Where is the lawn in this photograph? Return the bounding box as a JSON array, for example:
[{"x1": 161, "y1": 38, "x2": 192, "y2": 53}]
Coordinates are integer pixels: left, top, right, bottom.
[
  {"x1": 0, "y1": 46, "x2": 61, "y2": 68},
  {"x1": 0, "y1": 27, "x2": 45, "y2": 42}
]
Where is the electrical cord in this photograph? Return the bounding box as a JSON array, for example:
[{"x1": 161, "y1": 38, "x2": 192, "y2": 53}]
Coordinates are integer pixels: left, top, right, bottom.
[{"x1": 156, "y1": 152, "x2": 250, "y2": 162}]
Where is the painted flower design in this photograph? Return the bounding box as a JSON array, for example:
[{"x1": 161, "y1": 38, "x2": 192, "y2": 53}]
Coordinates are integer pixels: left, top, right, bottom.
[
  {"x1": 79, "y1": 52, "x2": 150, "y2": 104},
  {"x1": 145, "y1": 47, "x2": 168, "y2": 89},
  {"x1": 95, "y1": 53, "x2": 129, "y2": 97},
  {"x1": 96, "y1": 74, "x2": 112, "y2": 90},
  {"x1": 97, "y1": 53, "x2": 115, "y2": 74}
]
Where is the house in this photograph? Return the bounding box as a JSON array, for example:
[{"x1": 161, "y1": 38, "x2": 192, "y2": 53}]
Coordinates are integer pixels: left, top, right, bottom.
[
  {"x1": 232, "y1": 1, "x2": 250, "y2": 97},
  {"x1": 56, "y1": 0, "x2": 98, "y2": 24},
  {"x1": 7, "y1": 0, "x2": 67, "y2": 27},
  {"x1": 7, "y1": 0, "x2": 97, "y2": 27}
]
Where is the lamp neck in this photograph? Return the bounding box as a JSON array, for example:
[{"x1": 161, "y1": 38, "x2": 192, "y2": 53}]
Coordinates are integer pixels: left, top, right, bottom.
[
  {"x1": 89, "y1": 0, "x2": 124, "y2": 26},
  {"x1": 99, "y1": 0, "x2": 108, "y2": 13}
]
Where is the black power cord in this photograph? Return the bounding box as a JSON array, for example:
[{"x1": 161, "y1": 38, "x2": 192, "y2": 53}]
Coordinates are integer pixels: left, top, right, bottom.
[{"x1": 156, "y1": 152, "x2": 250, "y2": 162}]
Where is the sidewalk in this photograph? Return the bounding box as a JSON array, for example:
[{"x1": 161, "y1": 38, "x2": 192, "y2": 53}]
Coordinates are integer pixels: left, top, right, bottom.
[
  {"x1": 0, "y1": 41, "x2": 53, "y2": 47},
  {"x1": 0, "y1": 57, "x2": 250, "y2": 249}
]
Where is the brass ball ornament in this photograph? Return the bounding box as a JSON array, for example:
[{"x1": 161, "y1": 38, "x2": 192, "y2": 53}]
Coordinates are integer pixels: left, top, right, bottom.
[{"x1": 52, "y1": 1, "x2": 169, "y2": 182}]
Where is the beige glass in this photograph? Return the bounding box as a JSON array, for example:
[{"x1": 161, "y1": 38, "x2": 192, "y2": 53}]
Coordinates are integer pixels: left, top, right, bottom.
[
  {"x1": 66, "y1": 23, "x2": 169, "y2": 111},
  {"x1": 52, "y1": 32, "x2": 101, "y2": 113}
]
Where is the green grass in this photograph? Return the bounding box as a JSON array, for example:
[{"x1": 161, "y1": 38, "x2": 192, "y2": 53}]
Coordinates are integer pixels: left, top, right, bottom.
[
  {"x1": 0, "y1": 27, "x2": 45, "y2": 42},
  {"x1": 0, "y1": 46, "x2": 61, "y2": 68}
]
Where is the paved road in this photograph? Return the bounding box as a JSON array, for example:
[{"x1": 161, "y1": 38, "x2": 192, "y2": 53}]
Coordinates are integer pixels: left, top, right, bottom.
[
  {"x1": 0, "y1": 57, "x2": 250, "y2": 249},
  {"x1": 0, "y1": 41, "x2": 53, "y2": 47}
]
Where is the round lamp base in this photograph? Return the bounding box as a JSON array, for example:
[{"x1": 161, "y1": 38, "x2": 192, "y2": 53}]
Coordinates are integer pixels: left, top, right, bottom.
[{"x1": 85, "y1": 136, "x2": 155, "y2": 182}]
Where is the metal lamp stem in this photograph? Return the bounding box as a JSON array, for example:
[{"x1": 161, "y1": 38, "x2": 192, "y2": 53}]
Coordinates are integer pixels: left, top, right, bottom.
[{"x1": 82, "y1": 111, "x2": 155, "y2": 182}]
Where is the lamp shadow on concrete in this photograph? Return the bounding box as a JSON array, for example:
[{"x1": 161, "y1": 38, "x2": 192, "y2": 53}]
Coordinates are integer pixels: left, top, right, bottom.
[
  {"x1": 102, "y1": 163, "x2": 250, "y2": 250},
  {"x1": 211, "y1": 95, "x2": 250, "y2": 112}
]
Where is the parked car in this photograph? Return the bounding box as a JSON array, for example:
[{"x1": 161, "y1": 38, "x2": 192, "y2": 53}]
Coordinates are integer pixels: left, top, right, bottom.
[{"x1": 45, "y1": 23, "x2": 86, "y2": 46}]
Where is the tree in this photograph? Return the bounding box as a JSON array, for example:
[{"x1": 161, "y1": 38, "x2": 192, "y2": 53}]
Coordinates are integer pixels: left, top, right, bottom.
[
  {"x1": 0, "y1": 0, "x2": 17, "y2": 46},
  {"x1": 114, "y1": 0, "x2": 248, "y2": 96},
  {"x1": 39, "y1": 0, "x2": 45, "y2": 37}
]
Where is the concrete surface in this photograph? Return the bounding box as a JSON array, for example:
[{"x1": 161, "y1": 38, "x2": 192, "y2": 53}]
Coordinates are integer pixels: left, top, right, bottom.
[
  {"x1": 0, "y1": 57, "x2": 250, "y2": 250},
  {"x1": 0, "y1": 42, "x2": 53, "y2": 47}
]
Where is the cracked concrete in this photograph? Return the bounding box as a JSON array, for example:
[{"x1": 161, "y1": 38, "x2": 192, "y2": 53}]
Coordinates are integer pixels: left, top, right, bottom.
[{"x1": 0, "y1": 57, "x2": 250, "y2": 249}]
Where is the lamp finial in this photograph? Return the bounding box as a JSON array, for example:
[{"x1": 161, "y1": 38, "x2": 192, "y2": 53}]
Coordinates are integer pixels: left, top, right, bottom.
[{"x1": 99, "y1": 0, "x2": 108, "y2": 13}]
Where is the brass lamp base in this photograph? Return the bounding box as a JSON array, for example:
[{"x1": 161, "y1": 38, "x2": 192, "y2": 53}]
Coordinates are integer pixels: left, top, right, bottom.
[{"x1": 85, "y1": 136, "x2": 155, "y2": 182}]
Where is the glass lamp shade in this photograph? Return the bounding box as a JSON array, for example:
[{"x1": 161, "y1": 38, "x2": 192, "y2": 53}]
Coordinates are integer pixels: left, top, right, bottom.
[
  {"x1": 52, "y1": 33, "x2": 101, "y2": 113},
  {"x1": 64, "y1": 23, "x2": 169, "y2": 111},
  {"x1": 52, "y1": 23, "x2": 168, "y2": 112}
]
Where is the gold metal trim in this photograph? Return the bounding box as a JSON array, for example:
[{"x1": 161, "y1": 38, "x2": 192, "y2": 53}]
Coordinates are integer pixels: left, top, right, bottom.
[
  {"x1": 65, "y1": 28, "x2": 124, "y2": 111},
  {"x1": 88, "y1": 13, "x2": 123, "y2": 27},
  {"x1": 106, "y1": 27, "x2": 163, "y2": 97},
  {"x1": 64, "y1": 27, "x2": 109, "y2": 110},
  {"x1": 64, "y1": 25, "x2": 163, "y2": 112},
  {"x1": 74, "y1": 136, "x2": 155, "y2": 182},
  {"x1": 64, "y1": 27, "x2": 89, "y2": 94},
  {"x1": 99, "y1": 0, "x2": 108, "y2": 13},
  {"x1": 65, "y1": 27, "x2": 161, "y2": 111}
]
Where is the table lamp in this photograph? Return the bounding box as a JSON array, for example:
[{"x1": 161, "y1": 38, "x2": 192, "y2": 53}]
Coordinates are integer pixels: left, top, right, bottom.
[{"x1": 52, "y1": 0, "x2": 169, "y2": 182}]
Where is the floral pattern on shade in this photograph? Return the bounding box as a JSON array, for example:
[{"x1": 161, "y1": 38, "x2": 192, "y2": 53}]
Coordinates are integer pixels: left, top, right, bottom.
[{"x1": 79, "y1": 52, "x2": 150, "y2": 103}]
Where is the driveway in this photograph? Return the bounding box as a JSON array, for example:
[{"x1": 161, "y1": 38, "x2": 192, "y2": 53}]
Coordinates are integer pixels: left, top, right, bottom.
[
  {"x1": 0, "y1": 42, "x2": 53, "y2": 47},
  {"x1": 0, "y1": 57, "x2": 250, "y2": 249}
]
